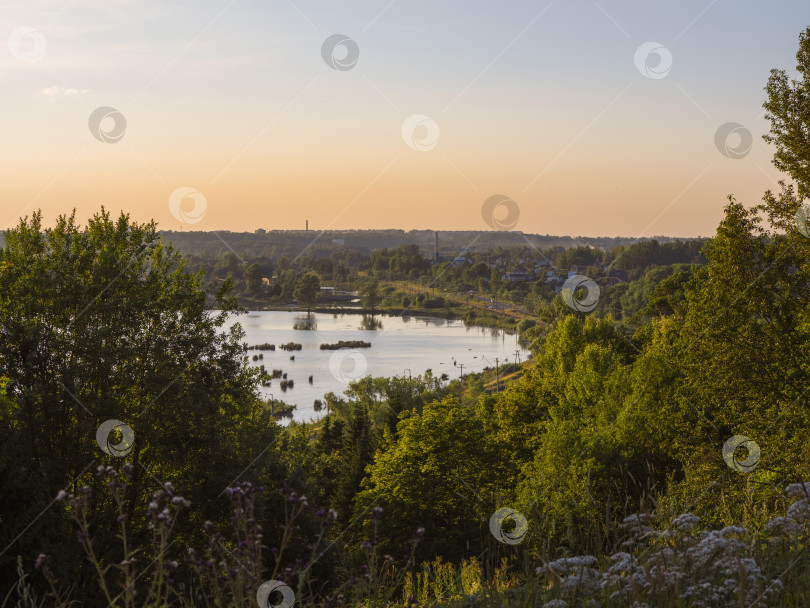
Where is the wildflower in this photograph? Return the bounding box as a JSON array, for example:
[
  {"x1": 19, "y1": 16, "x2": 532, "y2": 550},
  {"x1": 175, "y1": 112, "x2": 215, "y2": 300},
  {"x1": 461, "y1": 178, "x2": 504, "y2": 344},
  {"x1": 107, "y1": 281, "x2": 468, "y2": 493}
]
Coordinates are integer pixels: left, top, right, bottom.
[
  {"x1": 538, "y1": 556, "x2": 600, "y2": 594},
  {"x1": 672, "y1": 513, "x2": 700, "y2": 531},
  {"x1": 34, "y1": 554, "x2": 56, "y2": 582}
]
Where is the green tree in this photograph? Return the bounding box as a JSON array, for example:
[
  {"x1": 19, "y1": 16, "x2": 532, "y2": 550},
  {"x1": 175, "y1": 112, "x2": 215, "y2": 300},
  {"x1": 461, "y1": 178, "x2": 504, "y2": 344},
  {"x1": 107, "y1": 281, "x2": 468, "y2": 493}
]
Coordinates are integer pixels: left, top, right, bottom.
[
  {"x1": 218, "y1": 250, "x2": 241, "y2": 277},
  {"x1": 358, "y1": 397, "x2": 509, "y2": 562},
  {"x1": 764, "y1": 26, "x2": 810, "y2": 200},
  {"x1": 294, "y1": 272, "x2": 320, "y2": 312},
  {"x1": 360, "y1": 279, "x2": 379, "y2": 311},
  {"x1": 333, "y1": 402, "x2": 374, "y2": 524},
  {"x1": 0, "y1": 210, "x2": 279, "y2": 593},
  {"x1": 243, "y1": 262, "x2": 263, "y2": 296}
]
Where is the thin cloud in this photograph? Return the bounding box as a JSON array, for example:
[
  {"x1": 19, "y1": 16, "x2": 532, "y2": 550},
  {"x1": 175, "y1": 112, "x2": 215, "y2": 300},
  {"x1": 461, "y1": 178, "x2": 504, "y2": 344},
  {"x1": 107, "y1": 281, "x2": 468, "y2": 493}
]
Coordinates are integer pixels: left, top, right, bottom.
[{"x1": 41, "y1": 85, "x2": 91, "y2": 97}]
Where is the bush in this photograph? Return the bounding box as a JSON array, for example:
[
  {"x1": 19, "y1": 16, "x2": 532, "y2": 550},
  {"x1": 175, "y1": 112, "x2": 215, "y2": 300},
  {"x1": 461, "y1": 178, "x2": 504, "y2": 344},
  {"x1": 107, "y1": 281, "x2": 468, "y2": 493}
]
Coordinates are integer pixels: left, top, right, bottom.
[
  {"x1": 517, "y1": 319, "x2": 536, "y2": 333},
  {"x1": 421, "y1": 297, "x2": 445, "y2": 309}
]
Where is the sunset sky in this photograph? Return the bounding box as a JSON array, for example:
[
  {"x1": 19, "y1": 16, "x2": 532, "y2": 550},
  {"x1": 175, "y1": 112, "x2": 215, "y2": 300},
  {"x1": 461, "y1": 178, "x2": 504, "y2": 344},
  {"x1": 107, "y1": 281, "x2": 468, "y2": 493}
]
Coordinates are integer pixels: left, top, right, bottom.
[{"x1": 2, "y1": 0, "x2": 809, "y2": 237}]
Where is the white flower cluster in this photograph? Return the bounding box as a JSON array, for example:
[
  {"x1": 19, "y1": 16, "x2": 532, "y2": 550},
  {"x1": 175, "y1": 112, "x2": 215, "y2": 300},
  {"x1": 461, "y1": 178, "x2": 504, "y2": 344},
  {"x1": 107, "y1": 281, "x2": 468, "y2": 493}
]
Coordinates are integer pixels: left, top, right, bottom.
[
  {"x1": 765, "y1": 482, "x2": 810, "y2": 539},
  {"x1": 619, "y1": 513, "x2": 654, "y2": 547},
  {"x1": 539, "y1": 510, "x2": 785, "y2": 607},
  {"x1": 537, "y1": 555, "x2": 600, "y2": 595}
]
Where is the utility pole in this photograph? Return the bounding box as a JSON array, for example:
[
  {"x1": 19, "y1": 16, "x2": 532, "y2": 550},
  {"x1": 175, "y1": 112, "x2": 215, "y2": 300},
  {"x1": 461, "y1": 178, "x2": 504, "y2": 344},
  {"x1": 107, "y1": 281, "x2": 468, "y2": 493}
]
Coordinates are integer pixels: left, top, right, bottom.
[
  {"x1": 515, "y1": 349, "x2": 520, "y2": 366},
  {"x1": 495, "y1": 358, "x2": 500, "y2": 392},
  {"x1": 459, "y1": 363, "x2": 464, "y2": 380}
]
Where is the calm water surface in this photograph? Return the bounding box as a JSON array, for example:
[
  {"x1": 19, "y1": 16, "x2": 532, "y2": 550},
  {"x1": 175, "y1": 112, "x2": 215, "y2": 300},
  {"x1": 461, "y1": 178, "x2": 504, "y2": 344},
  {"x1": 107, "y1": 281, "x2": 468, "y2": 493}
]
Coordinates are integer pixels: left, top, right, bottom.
[{"x1": 221, "y1": 311, "x2": 530, "y2": 422}]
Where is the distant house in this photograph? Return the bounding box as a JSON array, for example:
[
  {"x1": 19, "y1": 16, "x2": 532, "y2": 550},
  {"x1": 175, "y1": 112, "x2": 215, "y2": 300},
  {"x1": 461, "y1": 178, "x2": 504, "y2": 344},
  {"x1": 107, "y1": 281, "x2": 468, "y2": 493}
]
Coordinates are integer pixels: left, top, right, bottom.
[
  {"x1": 451, "y1": 256, "x2": 472, "y2": 267},
  {"x1": 545, "y1": 271, "x2": 563, "y2": 285},
  {"x1": 332, "y1": 238, "x2": 345, "y2": 246},
  {"x1": 255, "y1": 228, "x2": 266, "y2": 235},
  {"x1": 502, "y1": 270, "x2": 529, "y2": 282}
]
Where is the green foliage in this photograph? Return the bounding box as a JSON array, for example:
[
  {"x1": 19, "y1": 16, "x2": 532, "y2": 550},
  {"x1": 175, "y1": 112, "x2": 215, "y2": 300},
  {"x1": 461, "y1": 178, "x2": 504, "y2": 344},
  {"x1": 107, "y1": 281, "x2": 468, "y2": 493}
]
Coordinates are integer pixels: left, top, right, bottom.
[
  {"x1": 359, "y1": 279, "x2": 380, "y2": 310},
  {"x1": 369, "y1": 244, "x2": 430, "y2": 278},
  {"x1": 421, "y1": 296, "x2": 446, "y2": 309},
  {"x1": 0, "y1": 209, "x2": 282, "y2": 598},
  {"x1": 242, "y1": 261, "x2": 263, "y2": 296},
  {"x1": 764, "y1": 27, "x2": 810, "y2": 200},
  {"x1": 618, "y1": 263, "x2": 693, "y2": 320},
  {"x1": 611, "y1": 239, "x2": 706, "y2": 280},
  {"x1": 358, "y1": 397, "x2": 510, "y2": 562},
  {"x1": 293, "y1": 271, "x2": 320, "y2": 311},
  {"x1": 555, "y1": 245, "x2": 600, "y2": 269}
]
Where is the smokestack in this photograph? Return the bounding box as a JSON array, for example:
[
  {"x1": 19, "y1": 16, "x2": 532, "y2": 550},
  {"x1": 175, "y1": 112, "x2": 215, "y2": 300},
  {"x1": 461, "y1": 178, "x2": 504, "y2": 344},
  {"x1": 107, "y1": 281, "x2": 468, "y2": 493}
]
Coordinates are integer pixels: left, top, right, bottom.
[
  {"x1": 434, "y1": 231, "x2": 438, "y2": 261},
  {"x1": 306, "y1": 220, "x2": 308, "y2": 232}
]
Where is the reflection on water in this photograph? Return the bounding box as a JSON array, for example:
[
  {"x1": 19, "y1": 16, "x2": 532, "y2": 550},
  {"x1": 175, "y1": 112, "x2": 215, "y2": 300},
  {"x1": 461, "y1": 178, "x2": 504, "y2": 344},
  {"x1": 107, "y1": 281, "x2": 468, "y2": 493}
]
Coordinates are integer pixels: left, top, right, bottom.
[
  {"x1": 223, "y1": 310, "x2": 529, "y2": 424},
  {"x1": 359, "y1": 315, "x2": 383, "y2": 330},
  {"x1": 293, "y1": 315, "x2": 318, "y2": 331},
  {"x1": 418, "y1": 316, "x2": 450, "y2": 327}
]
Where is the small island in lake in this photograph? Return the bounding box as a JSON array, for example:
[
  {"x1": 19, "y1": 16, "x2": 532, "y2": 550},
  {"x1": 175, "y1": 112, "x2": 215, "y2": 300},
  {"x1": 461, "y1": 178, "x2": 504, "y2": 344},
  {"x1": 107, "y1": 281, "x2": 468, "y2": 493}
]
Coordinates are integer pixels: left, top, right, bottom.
[{"x1": 320, "y1": 340, "x2": 372, "y2": 350}]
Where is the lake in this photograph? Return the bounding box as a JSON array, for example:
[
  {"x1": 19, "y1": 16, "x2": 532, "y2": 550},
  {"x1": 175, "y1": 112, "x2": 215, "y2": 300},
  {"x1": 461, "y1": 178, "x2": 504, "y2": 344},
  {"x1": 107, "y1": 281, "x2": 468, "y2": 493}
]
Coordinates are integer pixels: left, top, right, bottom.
[{"x1": 222, "y1": 310, "x2": 530, "y2": 422}]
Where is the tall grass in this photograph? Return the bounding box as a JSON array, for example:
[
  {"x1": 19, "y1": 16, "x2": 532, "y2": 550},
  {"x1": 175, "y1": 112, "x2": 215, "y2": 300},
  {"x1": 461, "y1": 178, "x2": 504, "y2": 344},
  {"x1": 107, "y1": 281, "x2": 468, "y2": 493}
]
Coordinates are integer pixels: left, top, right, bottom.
[{"x1": 7, "y1": 467, "x2": 810, "y2": 607}]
